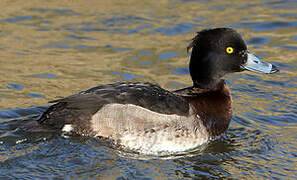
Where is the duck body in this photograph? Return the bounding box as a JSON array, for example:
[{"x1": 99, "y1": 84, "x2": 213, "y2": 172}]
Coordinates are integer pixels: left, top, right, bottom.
[
  {"x1": 22, "y1": 28, "x2": 278, "y2": 155},
  {"x1": 37, "y1": 81, "x2": 231, "y2": 155}
]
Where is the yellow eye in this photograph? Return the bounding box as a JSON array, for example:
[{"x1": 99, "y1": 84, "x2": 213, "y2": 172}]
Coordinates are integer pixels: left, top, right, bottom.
[{"x1": 226, "y1": 47, "x2": 234, "y2": 54}]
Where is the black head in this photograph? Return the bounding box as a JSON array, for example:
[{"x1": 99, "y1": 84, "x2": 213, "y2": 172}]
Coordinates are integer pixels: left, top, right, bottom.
[{"x1": 188, "y1": 28, "x2": 278, "y2": 89}]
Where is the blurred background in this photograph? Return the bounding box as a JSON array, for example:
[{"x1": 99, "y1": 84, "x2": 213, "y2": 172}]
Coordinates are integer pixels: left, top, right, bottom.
[{"x1": 0, "y1": 0, "x2": 296, "y2": 179}]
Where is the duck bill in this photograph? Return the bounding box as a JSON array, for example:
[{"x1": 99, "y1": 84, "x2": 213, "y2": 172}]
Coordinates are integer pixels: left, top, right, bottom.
[{"x1": 243, "y1": 53, "x2": 279, "y2": 74}]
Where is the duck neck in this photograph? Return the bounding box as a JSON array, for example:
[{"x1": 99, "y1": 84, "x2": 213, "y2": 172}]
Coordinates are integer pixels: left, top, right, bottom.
[
  {"x1": 189, "y1": 50, "x2": 225, "y2": 90},
  {"x1": 193, "y1": 79, "x2": 224, "y2": 90}
]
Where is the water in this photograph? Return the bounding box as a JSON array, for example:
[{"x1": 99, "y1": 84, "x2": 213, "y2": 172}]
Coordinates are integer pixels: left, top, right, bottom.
[{"x1": 0, "y1": 0, "x2": 296, "y2": 179}]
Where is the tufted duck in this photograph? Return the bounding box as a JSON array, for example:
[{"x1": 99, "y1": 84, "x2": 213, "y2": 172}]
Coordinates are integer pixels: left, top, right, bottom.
[{"x1": 22, "y1": 28, "x2": 278, "y2": 155}]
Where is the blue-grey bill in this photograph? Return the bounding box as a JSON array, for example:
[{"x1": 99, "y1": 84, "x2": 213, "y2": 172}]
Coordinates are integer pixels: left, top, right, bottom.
[{"x1": 243, "y1": 53, "x2": 279, "y2": 74}]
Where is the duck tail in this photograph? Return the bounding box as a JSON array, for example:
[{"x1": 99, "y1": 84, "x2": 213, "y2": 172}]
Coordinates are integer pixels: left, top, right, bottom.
[{"x1": 20, "y1": 120, "x2": 56, "y2": 132}]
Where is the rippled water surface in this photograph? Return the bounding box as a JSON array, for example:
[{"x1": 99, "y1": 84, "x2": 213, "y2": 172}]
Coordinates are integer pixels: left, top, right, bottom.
[{"x1": 0, "y1": 0, "x2": 296, "y2": 179}]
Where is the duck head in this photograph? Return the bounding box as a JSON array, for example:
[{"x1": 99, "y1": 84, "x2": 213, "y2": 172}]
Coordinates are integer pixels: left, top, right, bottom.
[{"x1": 188, "y1": 28, "x2": 278, "y2": 89}]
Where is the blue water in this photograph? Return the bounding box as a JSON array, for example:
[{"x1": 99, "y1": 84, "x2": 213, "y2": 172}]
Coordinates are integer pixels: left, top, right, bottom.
[{"x1": 0, "y1": 0, "x2": 296, "y2": 179}]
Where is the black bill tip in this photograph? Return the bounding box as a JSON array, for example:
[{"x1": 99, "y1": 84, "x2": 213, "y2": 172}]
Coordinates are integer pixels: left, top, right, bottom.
[{"x1": 270, "y1": 64, "x2": 279, "y2": 74}]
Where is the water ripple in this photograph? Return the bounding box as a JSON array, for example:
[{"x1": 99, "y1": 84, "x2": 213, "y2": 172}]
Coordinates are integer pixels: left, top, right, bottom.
[{"x1": 232, "y1": 21, "x2": 297, "y2": 31}]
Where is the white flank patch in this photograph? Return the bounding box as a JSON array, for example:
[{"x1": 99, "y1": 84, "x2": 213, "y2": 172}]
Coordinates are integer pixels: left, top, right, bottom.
[
  {"x1": 91, "y1": 103, "x2": 211, "y2": 155},
  {"x1": 62, "y1": 124, "x2": 73, "y2": 132}
]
